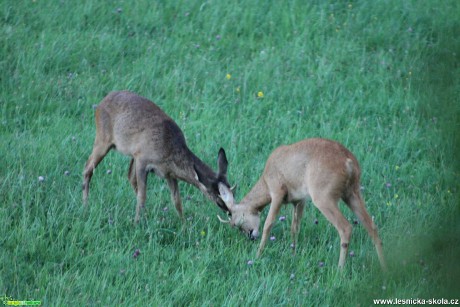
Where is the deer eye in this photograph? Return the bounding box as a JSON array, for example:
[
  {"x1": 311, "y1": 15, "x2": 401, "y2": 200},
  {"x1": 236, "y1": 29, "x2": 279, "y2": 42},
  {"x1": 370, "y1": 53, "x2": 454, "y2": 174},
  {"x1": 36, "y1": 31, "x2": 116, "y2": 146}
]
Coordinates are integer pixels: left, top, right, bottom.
[{"x1": 236, "y1": 217, "x2": 244, "y2": 227}]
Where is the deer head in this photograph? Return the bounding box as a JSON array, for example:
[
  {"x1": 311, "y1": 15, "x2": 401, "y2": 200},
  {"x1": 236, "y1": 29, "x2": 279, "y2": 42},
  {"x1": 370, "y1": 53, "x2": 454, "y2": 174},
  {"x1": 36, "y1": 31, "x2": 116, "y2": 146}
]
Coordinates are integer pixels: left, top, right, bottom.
[
  {"x1": 194, "y1": 148, "x2": 234, "y2": 212},
  {"x1": 217, "y1": 183, "x2": 260, "y2": 240}
]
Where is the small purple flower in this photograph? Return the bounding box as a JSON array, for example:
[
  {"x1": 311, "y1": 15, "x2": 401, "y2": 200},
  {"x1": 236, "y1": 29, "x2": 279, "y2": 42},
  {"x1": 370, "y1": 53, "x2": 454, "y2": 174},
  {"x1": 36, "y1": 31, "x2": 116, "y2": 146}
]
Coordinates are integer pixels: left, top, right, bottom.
[
  {"x1": 318, "y1": 261, "x2": 325, "y2": 267},
  {"x1": 290, "y1": 273, "x2": 295, "y2": 280},
  {"x1": 385, "y1": 182, "x2": 392, "y2": 188},
  {"x1": 290, "y1": 243, "x2": 295, "y2": 249},
  {"x1": 64, "y1": 170, "x2": 70, "y2": 176},
  {"x1": 270, "y1": 236, "x2": 276, "y2": 241},
  {"x1": 314, "y1": 219, "x2": 318, "y2": 225},
  {"x1": 349, "y1": 250, "x2": 355, "y2": 257},
  {"x1": 106, "y1": 169, "x2": 112, "y2": 175},
  {"x1": 247, "y1": 260, "x2": 254, "y2": 266},
  {"x1": 38, "y1": 176, "x2": 45, "y2": 182},
  {"x1": 215, "y1": 35, "x2": 221, "y2": 40},
  {"x1": 162, "y1": 207, "x2": 169, "y2": 212},
  {"x1": 133, "y1": 249, "x2": 140, "y2": 259},
  {"x1": 279, "y1": 216, "x2": 286, "y2": 222},
  {"x1": 116, "y1": 8, "x2": 122, "y2": 14}
]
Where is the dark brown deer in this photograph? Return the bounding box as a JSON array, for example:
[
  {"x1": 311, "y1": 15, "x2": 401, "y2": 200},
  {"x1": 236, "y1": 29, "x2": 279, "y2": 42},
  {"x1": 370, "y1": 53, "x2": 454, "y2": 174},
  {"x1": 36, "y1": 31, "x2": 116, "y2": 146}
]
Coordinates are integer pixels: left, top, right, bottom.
[
  {"x1": 218, "y1": 138, "x2": 386, "y2": 270},
  {"x1": 83, "y1": 91, "x2": 232, "y2": 222}
]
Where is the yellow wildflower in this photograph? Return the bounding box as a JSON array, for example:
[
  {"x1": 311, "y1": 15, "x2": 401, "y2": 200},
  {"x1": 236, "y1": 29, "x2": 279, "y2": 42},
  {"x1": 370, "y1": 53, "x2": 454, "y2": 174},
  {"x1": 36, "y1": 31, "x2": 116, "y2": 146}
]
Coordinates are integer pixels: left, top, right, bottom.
[
  {"x1": 257, "y1": 91, "x2": 264, "y2": 98},
  {"x1": 226, "y1": 73, "x2": 231, "y2": 80}
]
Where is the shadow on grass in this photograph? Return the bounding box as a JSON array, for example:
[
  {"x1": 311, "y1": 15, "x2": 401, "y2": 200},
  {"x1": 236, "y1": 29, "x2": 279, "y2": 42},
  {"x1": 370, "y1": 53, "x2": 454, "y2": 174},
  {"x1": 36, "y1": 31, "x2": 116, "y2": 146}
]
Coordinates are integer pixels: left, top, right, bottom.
[{"x1": 356, "y1": 9, "x2": 460, "y2": 304}]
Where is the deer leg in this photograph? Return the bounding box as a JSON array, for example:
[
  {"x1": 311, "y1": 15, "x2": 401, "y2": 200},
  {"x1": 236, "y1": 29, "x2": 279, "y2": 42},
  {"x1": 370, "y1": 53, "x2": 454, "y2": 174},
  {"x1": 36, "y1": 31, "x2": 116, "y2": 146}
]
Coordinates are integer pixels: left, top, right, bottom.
[
  {"x1": 313, "y1": 195, "x2": 352, "y2": 269},
  {"x1": 166, "y1": 178, "x2": 184, "y2": 221},
  {"x1": 82, "y1": 143, "x2": 112, "y2": 204},
  {"x1": 257, "y1": 193, "x2": 284, "y2": 257},
  {"x1": 344, "y1": 191, "x2": 387, "y2": 270},
  {"x1": 291, "y1": 200, "x2": 305, "y2": 254},
  {"x1": 134, "y1": 160, "x2": 148, "y2": 223},
  {"x1": 127, "y1": 158, "x2": 137, "y2": 193}
]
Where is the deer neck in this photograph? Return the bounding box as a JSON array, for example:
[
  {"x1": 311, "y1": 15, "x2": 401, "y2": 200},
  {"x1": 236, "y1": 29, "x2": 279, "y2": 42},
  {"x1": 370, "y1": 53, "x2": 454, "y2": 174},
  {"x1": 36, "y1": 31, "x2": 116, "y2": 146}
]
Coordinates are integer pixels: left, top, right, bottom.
[
  {"x1": 240, "y1": 177, "x2": 271, "y2": 212},
  {"x1": 174, "y1": 148, "x2": 217, "y2": 187}
]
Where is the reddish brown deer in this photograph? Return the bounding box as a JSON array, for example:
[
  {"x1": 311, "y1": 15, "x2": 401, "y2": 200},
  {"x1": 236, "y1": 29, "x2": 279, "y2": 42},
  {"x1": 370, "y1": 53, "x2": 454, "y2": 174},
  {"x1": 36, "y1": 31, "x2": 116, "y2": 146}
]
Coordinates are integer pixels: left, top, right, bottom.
[
  {"x1": 218, "y1": 138, "x2": 386, "y2": 270},
  {"x1": 83, "y1": 91, "x2": 232, "y2": 222}
]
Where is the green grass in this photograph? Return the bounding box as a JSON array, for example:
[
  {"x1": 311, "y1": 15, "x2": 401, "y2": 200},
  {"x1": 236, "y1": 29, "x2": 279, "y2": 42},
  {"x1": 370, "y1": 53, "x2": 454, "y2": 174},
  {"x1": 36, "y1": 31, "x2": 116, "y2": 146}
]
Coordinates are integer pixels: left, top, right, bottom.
[{"x1": 1, "y1": 0, "x2": 459, "y2": 305}]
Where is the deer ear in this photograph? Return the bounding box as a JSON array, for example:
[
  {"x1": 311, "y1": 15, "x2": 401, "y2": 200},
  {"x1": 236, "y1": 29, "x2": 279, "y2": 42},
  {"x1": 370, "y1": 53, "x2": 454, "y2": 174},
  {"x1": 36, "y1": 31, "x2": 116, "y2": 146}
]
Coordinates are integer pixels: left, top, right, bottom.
[
  {"x1": 218, "y1": 182, "x2": 234, "y2": 210},
  {"x1": 217, "y1": 148, "x2": 228, "y2": 177}
]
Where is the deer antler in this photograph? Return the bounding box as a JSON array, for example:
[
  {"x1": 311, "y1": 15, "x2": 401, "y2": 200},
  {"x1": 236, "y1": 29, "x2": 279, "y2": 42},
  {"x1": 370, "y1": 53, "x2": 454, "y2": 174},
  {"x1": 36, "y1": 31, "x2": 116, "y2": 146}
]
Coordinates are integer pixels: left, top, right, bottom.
[{"x1": 217, "y1": 214, "x2": 230, "y2": 223}]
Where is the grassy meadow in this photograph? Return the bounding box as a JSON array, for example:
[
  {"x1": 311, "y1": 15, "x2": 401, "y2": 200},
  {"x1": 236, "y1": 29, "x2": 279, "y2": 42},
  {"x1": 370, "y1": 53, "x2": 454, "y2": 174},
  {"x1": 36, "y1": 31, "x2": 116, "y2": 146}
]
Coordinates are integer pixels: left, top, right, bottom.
[{"x1": 1, "y1": 0, "x2": 459, "y2": 305}]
